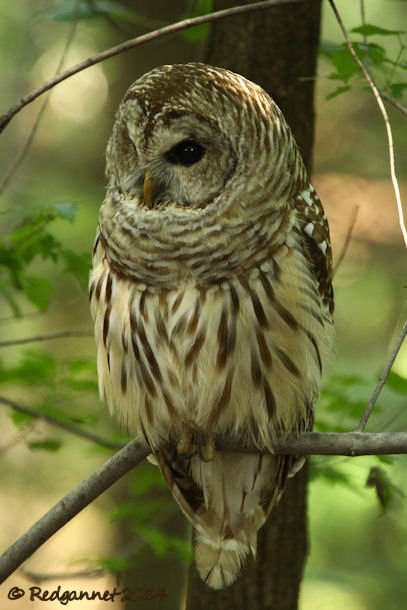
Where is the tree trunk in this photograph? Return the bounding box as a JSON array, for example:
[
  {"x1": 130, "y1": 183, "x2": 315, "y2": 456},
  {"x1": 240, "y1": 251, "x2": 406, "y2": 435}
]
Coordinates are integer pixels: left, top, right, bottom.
[{"x1": 185, "y1": 1, "x2": 321, "y2": 608}]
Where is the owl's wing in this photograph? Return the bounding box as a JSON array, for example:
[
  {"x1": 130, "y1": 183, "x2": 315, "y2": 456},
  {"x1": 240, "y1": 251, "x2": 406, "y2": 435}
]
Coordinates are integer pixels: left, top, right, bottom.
[
  {"x1": 154, "y1": 447, "x2": 208, "y2": 536},
  {"x1": 295, "y1": 185, "x2": 334, "y2": 315}
]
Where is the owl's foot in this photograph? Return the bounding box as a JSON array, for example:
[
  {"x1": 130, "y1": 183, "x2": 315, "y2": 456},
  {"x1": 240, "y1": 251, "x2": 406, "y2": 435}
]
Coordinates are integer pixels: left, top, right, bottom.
[
  {"x1": 177, "y1": 430, "x2": 215, "y2": 462},
  {"x1": 177, "y1": 429, "x2": 197, "y2": 457},
  {"x1": 198, "y1": 433, "x2": 215, "y2": 462}
]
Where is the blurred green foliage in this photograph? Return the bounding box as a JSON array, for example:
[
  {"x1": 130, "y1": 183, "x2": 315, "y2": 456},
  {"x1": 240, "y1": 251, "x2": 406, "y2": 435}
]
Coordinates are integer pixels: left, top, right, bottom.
[{"x1": 0, "y1": 202, "x2": 90, "y2": 314}]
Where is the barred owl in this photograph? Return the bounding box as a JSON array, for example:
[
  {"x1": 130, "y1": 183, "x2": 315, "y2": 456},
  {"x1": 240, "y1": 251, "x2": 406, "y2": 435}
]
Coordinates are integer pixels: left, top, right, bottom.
[{"x1": 90, "y1": 63, "x2": 334, "y2": 589}]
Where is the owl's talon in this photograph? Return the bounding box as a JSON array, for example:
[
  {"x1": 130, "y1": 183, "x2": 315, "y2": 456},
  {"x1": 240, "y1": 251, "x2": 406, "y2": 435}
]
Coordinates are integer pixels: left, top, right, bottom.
[
  {"x1": 177, "y1": 430, "x2": 197, "y2": 457},
  {"x1": 197, "y1": 433, "x2": 215, "y2": 462},
  {"x1": 199, "y1": 442, "x2": 215, "y2": 462},
  {"x1": 176, "y1": 431, "x2": 215, "y2": 461}
]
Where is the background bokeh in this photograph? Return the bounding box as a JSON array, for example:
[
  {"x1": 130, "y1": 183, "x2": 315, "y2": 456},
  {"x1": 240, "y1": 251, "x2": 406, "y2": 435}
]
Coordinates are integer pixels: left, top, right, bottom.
[{"x1": 0, "y1": 1, "x2": 406, "y2": 609}]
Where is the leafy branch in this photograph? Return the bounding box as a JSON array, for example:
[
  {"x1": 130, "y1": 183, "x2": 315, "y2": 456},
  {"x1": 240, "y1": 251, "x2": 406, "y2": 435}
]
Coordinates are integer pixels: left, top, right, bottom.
[
  {"x1": 327, "y1": 0, "x2": 407, "y2": 248},
  {"x1": 0, "y1": 202, "x2": 90, "y2": 314}
]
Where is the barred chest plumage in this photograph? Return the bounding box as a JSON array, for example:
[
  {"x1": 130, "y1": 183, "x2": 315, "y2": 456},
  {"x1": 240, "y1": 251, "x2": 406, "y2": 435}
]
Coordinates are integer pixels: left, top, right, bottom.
[{"x1": 89, "y1": 214, "x2": 331, "y2": 451}]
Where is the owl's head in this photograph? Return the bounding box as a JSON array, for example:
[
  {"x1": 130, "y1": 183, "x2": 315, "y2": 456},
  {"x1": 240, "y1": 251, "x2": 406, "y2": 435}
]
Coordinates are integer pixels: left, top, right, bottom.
[{"x1": 105, "y1": 63, "x2": 306, "y2": 214}]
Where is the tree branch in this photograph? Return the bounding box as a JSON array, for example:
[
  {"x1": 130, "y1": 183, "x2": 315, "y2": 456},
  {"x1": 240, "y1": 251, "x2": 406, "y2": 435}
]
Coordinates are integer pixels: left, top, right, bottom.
[
  {"x1": 1, "y1": 431, "x2": 407, "y2": 584},
  {"x1": 328, "y1": 0, "x2": 407, "y2": 248},
  {"x1": 0, "y1": 395, "x2": 124, "y2": 450},
  {"x1": 0, "y1": 330, "x2": 93, "y2": 348},
  {"x1": 356, "y1": 320, "x2": 407, "y2": 432},
  {"x1": 0, "y1": 0, "x2": 302, "y2": 133},
  {"x1": 382, "y1": 92, "x2": 407, "y2": 116},
  {"x1": 333, "y1": 204, "x2": 359, "y2": 275},
  {"x1": 274, "y1": 432, "x2": 407, "y2": 456}
]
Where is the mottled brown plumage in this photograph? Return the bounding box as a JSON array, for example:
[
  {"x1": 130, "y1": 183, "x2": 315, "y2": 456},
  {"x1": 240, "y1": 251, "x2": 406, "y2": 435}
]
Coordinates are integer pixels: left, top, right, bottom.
[{"x1": 90, "y1": 63, "x2": 334, "y2": 589}]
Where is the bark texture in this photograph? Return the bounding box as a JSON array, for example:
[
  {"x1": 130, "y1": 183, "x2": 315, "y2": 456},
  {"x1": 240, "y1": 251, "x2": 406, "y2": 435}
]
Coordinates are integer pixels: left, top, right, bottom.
[
  {"x1": 203, "y1": 0, "x2": 321, "y2": 172},
  {"x1": 185, "y1": 1, "x2": 321, "y2": 608}
]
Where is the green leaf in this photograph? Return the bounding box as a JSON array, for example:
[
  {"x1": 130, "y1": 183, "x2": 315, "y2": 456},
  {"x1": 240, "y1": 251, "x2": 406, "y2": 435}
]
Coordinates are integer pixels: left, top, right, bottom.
[
  {"x1": 24, "y1": 276, "x2": 53, "y2": 310},
  {"x1": 9, "y1": 350, "x2": 57, "y2": 386},
  {"x1": 389, "y1": 82, "x2": 407, "y2": 98},
  {"x1": 66, "y1": 358, "x2": 97, "y2": 374},
  {"x1": 321, "y1": 41, "x2": 387, "y2": 85},
  {"x1": 365, "y1": 466, "x2": 404, "y2": 511},
  {"x1": 0, "y1": 284, "x2": 22, "y2": 316},
  {"x1": 326, "y1": 85, "x2": 351, "y2": 99},
  {"x1": 386, "y1": 371, "x2": 407, "y2": 394},
  {"x1": 64, "y1": 377, "x2": 98, "y2": 393},
  {"x1": 309, "y1": 460, "x2": 354, "y2": 488},
  {"x1": 375, "y1": 454, "x2": 395, "y2": 465},
  {"x1": 53, "y1": 201, "x2": 77, "y2": 223},
  {"x1": 109, "y1": 497, "x2": 166, "y2": 522},
  {"x1": 320, "y1": 42, "x2": 359, "y2": 82},
  {"x1": 63, "y1": 358, "x2": 98, "y2": 392},
  {"x1": 136, "y1": 524, "x2": 192, "y2": 561},
  {"x1": 359, "y1": 42, "x2": 387, "y2": 66},
  {"x1": 60, "y1": 250, "x2": 91, "y2": 290},
  {"x1": 28, "y1": 439, "x2": 63, "y2": 452},
  {"x1": 128, "y1": 465, "x2": 165, "y2": 495},
  {"x1": 96, "y1": 555, "x2": 131, "y2": 573},
  {"x1": 41, "y1": 0, "x2": 152, "y2": 25},
  {"x1": 95, "y1": 1, "x2": 143, "y2": 22},
  {"x1": 41, "y1": 0, "x2": 100, "y2": 21},
  {"x1": 11, "y1": 410, "x2": 35, "y2": 427},
  {"x1": 351, "y1": 24, "x2": 405, "y2": 37},
  {"x1": 11, "y1": 221, "x2": 61, "y2": 265}
]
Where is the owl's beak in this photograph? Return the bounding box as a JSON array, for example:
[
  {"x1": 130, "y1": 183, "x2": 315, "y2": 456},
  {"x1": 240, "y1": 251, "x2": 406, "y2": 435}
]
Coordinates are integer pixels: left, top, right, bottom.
[{"x1": 143, "y1": 172, "x2": 154, "y2": 208}]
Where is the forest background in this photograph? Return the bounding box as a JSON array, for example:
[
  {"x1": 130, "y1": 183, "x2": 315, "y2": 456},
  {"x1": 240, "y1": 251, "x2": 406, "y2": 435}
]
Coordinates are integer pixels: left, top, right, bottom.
[{"x1": 0, "y1": 1, "x2": 406, "y2": 609}]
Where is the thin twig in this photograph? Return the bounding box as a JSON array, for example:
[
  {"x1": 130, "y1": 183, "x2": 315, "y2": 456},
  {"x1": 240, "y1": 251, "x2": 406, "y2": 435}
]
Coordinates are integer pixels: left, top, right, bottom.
[
  {"x1": 0, "y1": 395, "x2": 124, "y2": 450},
  {"x1": 360, "y1": 0, "x2": 367, "y2": 45},
  {"x1": 0, "y1": 330, "x2": 93, "y2": 348},
  {"x1": 0, "y1": 0, "x2": 81, "y2": 195},
  {"x1": 0, "y1": 296, "x2": 84, "y2": 326},
  {"x1": 333, "y1": 205, "x2": 359, "y2": 275},
  {"x1": 328, "y1": 0, "x2": 407, "y2": 248},
  {"x1": 356, "y1": 321, "x2": 407, "y2": 431},
  {"x1": 381, "y1": 92, "x2": 407, "y2": 116},
  {"x1": 0, "y1": 0, "x2": 302, "y2": 133}
]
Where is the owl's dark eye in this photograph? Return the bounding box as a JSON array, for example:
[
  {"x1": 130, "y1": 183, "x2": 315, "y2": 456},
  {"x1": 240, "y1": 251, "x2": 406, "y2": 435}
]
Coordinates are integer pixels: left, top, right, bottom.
[{"x1": 166, "y1": 140, "x2": 205, "y2": 166}]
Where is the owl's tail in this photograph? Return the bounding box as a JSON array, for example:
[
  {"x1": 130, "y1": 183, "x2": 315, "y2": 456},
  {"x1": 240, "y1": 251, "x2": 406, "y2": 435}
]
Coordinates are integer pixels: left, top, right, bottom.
[
  {"x1": 194, "y1": 530, "x2": 255, "y2": 589},
  {"x1": 156, "y1": 449, "x2": 289, "y2": 589}
]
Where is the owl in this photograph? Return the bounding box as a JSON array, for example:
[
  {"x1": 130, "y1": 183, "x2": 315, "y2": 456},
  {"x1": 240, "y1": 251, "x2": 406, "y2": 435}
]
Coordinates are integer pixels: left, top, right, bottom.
[{"x1": 89, "y1": 63, "x2": 334, "y2": 589}]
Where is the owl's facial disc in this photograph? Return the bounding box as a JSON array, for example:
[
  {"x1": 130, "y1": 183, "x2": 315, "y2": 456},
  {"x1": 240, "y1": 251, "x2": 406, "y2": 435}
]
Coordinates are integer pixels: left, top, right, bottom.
[{"x1": 116, "y1": 102, "x2": 238, "y2": 210}]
